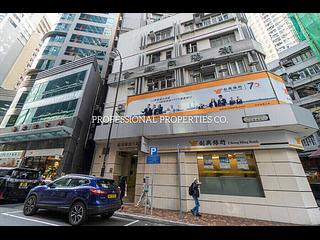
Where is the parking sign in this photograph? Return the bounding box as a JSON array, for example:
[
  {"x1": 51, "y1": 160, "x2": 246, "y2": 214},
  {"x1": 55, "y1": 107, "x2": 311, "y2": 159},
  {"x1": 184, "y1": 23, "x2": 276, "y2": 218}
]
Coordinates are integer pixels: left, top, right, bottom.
[{"x1": 149, "y1": 147, "x2": 158, "y2": 156}]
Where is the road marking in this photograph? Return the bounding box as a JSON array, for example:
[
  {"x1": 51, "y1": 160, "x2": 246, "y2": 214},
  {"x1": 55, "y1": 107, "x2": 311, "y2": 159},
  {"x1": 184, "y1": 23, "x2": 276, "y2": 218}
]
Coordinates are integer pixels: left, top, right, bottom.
[
  {"x1": 2, "y1": 212, "x2": 61, "y2": 226},
  {"x1": 124, "y1": 220, "x2": 139, "y2": 226},
  {"x1": 111, "y1": 216, "x2": 134, "y2": 222},
  {"x1": 2, "y1": 210, "x2": 23, "y2": 214}
]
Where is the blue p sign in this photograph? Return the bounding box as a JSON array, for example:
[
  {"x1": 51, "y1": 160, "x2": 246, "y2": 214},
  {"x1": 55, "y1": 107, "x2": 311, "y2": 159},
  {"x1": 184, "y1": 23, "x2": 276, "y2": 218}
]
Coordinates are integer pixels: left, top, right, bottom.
[{"x1": 149, "y1": 147, "x2": 158, "y2": 156}]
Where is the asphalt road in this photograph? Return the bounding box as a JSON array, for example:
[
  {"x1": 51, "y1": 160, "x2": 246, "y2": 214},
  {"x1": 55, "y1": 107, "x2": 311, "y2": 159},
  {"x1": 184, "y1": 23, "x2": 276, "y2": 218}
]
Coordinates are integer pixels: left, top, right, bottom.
[{"x1": 0, "y1": 201, "x2": 167, "y2": 226}]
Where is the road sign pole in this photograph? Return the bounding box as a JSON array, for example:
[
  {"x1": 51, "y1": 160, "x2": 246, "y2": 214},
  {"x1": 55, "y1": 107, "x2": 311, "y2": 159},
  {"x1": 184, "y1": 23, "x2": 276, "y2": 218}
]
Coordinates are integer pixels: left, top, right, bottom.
[
  {"x1": 151, "y1": 164, "x2": 154, "y2": 215},
  {"x1": 177, "y1": 144, "x2": 183, "y2": 221}
]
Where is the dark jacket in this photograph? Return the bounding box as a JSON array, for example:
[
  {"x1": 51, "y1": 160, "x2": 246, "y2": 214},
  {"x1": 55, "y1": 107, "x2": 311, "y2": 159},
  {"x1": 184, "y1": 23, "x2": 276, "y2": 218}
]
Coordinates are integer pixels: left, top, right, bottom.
[
  {"x1": 218, "y1": 98, "x2": 227, "y2": 106},
  {"x1": 119, "y1": 178, "x2": 126, "y2": 199},
  {"x1": 192, "y1": 182, "x2": 200, "y2": 198}
]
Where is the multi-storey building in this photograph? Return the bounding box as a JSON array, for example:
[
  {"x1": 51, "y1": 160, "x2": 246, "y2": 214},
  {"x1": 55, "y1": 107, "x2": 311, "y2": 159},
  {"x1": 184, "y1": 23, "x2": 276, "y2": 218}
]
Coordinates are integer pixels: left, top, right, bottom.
[
  {"x1": 247, "y1": 13, "x2": 299, "y2": 63},
  {"x1": 0, "y1": 14, "x2": 49, "y2": 87},
  {"x1": 0, "y1": 13, "x2": 121, "y2": 128},
  {"x1": 1, "y1": 14, "x2": 51, "y2": 90},
  {"x1": 0, "y1": 56, "x2": 102, "y2": 176},
  {"x1": 0, "y1": 13, "x2": 122, "y2": 176},
  {"x1": 0, "y1": 88, "x2": 16, "y2": 125},
  {"x1": 268, "y1": 41, "x2": 320, "y2": 186},
  {"x1": 90, "y1": 13, "x2": 320, "y2": 224}
]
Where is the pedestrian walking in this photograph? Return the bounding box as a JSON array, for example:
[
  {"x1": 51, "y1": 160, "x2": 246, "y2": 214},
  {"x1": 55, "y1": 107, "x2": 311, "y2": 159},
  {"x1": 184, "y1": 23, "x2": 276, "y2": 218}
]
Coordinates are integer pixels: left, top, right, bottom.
[
  {"x1": 189, "y1": 177, "x2": 202, "y2": 217},
  {"x1": 136, "y1": 177, "x2": 151, "y2": 208},
  {"x1": 119, "y1": 176, "x2": 127, "y2": 210}
]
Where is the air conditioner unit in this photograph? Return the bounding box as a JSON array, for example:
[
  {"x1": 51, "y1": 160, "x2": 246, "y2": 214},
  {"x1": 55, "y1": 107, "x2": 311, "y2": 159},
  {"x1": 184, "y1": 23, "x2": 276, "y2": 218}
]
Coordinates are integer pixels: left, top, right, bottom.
[
  {"x1": 148, "y1": 31, "x2": 156, "y2": 39},
  {"x1": 281, "y1": 59, "x2": 295, "y2": 67},
  {"x1": 289, "y1": 72, "x2": 300, "y2": 80},
  {"x1": 127, "y1": 81, "x2": 135, "y2": 90},
  {"x1": 116, "y1": 103, "x2": 125, "y2": 113}
]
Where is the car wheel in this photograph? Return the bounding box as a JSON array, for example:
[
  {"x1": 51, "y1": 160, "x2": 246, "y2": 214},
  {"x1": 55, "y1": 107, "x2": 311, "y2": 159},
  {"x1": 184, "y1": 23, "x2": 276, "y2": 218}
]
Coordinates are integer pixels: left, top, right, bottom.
[
  {"x1": 23, "y1": 195, "x2": 38, "y2": 216},
  {"x1": 101, "y1": 212, "x2": 114, "y2": 219},
  {"x1": 69, "y1": 201, "x2": 87, "y2": 226}
]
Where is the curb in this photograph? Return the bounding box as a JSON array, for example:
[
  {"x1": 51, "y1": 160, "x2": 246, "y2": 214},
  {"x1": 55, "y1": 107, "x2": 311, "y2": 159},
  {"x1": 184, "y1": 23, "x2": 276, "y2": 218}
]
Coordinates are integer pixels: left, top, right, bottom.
[{"x1": 114, "y1": 211, "x2": 201, "y2": 226}]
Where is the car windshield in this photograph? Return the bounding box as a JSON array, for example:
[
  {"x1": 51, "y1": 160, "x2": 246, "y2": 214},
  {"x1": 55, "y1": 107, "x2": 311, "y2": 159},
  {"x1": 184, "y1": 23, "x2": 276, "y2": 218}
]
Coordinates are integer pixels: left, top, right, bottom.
[
  {"x1": 95, "y1": 179, "x2": 116, "y2": 189},
  {"x1": 0, "y1": 169, "x2": 12, "y2": 177},
  {"x1": 11, "y1": 170, "x2": 39, "y2": 180}
]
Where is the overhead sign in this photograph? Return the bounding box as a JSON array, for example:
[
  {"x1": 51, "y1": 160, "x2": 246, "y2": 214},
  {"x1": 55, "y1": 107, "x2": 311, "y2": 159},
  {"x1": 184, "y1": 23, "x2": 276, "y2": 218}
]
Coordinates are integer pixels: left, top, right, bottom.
[
  {"x1": 126, "y1": 72, "x2": 292, "y2": 117},
  {"x1": 142, "y1": 130, "x2": 304, "y2": 152},
  {"x1": 0, "y1": 151, "x2": 24, "y2": 159}
]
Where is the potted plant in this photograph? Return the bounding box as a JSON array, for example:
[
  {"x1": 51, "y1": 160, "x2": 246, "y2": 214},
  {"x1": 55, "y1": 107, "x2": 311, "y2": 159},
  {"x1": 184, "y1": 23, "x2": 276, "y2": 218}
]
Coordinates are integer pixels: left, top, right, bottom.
[{"x1": 45, "y1": 122, "x2": 51, "y2": 127}]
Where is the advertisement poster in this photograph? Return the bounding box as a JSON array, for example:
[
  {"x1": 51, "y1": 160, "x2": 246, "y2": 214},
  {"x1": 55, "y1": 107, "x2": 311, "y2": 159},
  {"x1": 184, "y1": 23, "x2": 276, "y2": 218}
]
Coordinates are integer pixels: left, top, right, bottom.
[
  {"x1": 126, "y1": 72, "x2": 292, "y2": 117},
  {"x1": 236, "y1": 154, "x2": 249, "y2": 170},
  {"x1": 219, "y1": 155, "x2": 231, "y2": 169},
  {"x1": 0, "y1": 159, "x2": 20, "y2": 167},
  {"x1": 203, "y1": 155, "x2": 214, "y2": 169}
]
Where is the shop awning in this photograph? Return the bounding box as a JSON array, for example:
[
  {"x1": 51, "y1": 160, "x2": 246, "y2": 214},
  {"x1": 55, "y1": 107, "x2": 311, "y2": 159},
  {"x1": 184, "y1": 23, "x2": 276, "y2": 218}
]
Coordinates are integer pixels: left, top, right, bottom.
[
  {"x1": 0, "y1": 126, "x2": 73, "y2": 143},
  {"x1": 309, "y1": 148, "x2": 320, "y2": 158}
]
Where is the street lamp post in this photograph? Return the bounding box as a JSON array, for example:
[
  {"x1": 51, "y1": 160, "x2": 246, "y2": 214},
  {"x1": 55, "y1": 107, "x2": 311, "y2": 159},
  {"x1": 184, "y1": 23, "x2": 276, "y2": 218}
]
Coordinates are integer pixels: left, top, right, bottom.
[{"x1": 100, "y1": 49, "x2": 123, "y2": 177}]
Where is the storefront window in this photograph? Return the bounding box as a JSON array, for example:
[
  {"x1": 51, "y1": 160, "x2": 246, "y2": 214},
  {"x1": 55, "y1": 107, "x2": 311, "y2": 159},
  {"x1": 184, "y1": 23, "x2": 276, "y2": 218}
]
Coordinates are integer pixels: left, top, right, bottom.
[
  {"x1": 23, "y1": 156, "x2": 61, "y2": 180},
  {"x1": 197, "y1": 151, "x2": 264, "y2": 197}
]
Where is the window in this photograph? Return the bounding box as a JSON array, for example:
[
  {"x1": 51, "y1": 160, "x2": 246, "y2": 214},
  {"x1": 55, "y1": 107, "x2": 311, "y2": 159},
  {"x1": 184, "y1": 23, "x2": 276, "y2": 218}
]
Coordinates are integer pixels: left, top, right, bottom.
[
  {"x1": 60, "y1": 59, "x2": 72, "y2": 65},
  {"x1": 197, "y1": 151, "x2": 264, "y2": 197},
  {"x1": 51, "y1": 178, "x2": 71, "y2": 187},
  {"x1": 16, "y1": 93, "x2": 28, "y2": 108},
  {"x1": 60, "y1": 13, "x2": 75, "y2": 21},
  {"x1": 42, "y1": 46, "x2": 60, "y2": 56},
  {"x1": 75, "y1": 23, "x2": 106, "y2": 35},
  {"x1": 166, "y1": 51, "x2": 172, "y2": 60},
  {"x1": 186, "y1": 42, "x2": 197, "y2": 54},
  {"x1": 95, "y1": 179, "x2": 116, "y2": 189},
  {"x1": 8, "y1": 18, "x2": 17, "y2": 28},
  {"x1": 148, "y1": 52, "x2": 160, "y2": 64},
  {"x1": 5, "y1": 115, "x2": 18, "y2": 127},
  {"x1": 54, "y1": 23, "x2": 70, "y2": 31},
  {"x1": 146, "y1": 72, "x2": 175, "y2": 92},
  {"x1": 210, "y1": 32, "x2": 236, "y2": 48},
  {"x1": 150, "y1": 28, "x2": 172, "y2": 43},
  {"x1": 79, "y1": 13, "x2": 108, "y2": 24},
  {"x1": 64, "y1": 46, "x2": 106, "y2": 60},
  {"x1": 184, "y1": 22, "x2": 194, "y2": 32},
  {"x1": 0, "y1": 100, "x2": 11, "y2": 116},
  {"x1": 70, "y1": 34, "x2": 109, "y2": 47},
  {"x1": 68, "y1": 178, "x2": 90, "y2": 187},
  {"x1": 35, "y1": 59, "x2": 55, "y2": 70},
  {"x1": 26, "y1": 70, "x2": 86, "y2": 102},
  {"x1": 16, "y1": 99, "x2": 78, "y2": 124},
  {"x1": 48, "y1": 35, "x2": 66, "y2": 43}
]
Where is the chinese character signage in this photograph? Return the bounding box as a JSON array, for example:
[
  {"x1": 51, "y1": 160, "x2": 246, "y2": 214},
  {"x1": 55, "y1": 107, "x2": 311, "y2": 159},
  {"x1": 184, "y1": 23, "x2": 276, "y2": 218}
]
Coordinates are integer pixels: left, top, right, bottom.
[{"x1": 219, "y1": 46, "x2": 233, "y2": 55}]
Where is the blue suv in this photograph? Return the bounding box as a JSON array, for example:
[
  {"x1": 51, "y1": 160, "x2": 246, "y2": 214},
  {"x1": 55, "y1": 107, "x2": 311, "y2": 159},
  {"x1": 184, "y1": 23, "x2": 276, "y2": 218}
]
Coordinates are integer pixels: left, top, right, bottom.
[{"x1": 23, "y1": 174, "x2": 121, "y2": 226}]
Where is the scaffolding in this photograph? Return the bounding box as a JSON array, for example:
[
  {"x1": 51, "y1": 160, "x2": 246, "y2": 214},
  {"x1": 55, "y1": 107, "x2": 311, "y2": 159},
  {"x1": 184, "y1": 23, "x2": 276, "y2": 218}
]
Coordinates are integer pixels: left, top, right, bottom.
[{"x1": 288, "y1": 13, "x2": 320, "y2": 61}]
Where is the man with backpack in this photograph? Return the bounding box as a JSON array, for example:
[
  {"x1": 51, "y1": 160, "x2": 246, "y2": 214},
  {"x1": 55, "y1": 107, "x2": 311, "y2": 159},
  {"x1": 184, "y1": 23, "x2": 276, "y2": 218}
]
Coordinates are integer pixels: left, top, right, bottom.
[{"x1": 189, "y1": 177, "x2": 201, "y2": 217}]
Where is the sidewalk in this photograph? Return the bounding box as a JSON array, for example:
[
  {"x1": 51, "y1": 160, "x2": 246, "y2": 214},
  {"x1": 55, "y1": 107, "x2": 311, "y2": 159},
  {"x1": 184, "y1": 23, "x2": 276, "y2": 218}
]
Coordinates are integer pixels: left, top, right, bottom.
[{"x1": 116, "y1": 204, "x2": 294, "y2": 226}]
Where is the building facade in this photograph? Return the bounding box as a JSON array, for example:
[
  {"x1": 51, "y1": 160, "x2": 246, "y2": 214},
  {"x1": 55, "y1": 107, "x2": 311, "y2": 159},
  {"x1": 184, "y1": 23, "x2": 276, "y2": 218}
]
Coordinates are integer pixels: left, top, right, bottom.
[
  {"x1": 247, "y1": 13, "x2": 299, "y2": 63},
  {"x1": 268, "y1": 41, "x2": 320, "y2": 187},
  {"x1": 0, "y1": 56, "x2": 102, "y2": 177},
  {"x1": 90, "y1": 13, "x2": 320, "y2": 224},
  {"x1": 0, "y1": 14, "x2": 50, "y2": 88},
  {"x1": 0, "y1": 13, "x2": 121, "y2": 129},
  {"x1": 1, "y1": 15, "x2": 52, "y2": 90}
]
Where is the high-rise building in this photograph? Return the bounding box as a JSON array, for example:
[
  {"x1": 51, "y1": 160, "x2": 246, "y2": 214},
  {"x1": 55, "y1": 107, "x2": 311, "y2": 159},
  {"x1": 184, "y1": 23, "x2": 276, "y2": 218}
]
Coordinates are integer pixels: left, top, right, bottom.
[
  {"x1": 268, "y1": 41, "x2": 320, "y2": 195},
  {"x1": 247, "y1": 13, "x2": 300, "y2": 63},
  {"x1": 1, "y1": 14, "x2": 51, "y2": 90},
  {"x1": 0, "y1": 14, "x2": 50, "y2": 87},
  {"x1": 90, "y1": 13, "x2": 319, "y2": 224},
  {"x1": 0, "y1": 13, "x2": 121, "y2": 128},
  {"x1": 288, "y1": 13, "x2": 320, "y2": 61}
]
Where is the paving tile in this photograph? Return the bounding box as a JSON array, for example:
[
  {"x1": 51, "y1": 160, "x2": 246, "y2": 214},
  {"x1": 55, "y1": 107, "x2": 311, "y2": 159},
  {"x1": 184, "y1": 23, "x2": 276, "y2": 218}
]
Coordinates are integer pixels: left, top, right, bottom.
[{"x1": 119, "y1": 204, "x2": 294, "y2": 226}]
